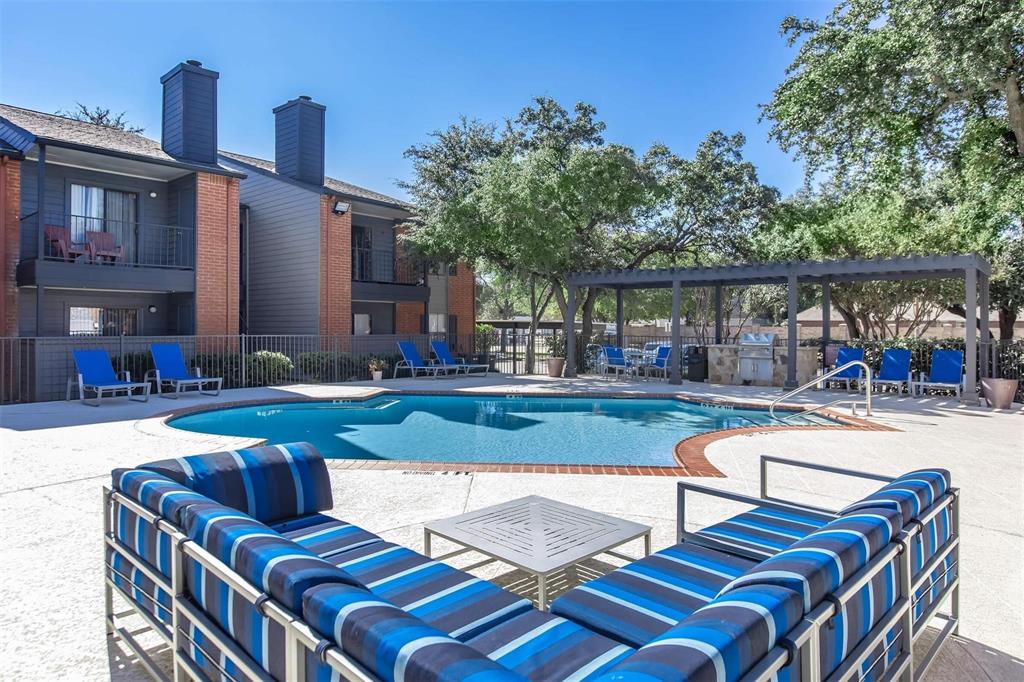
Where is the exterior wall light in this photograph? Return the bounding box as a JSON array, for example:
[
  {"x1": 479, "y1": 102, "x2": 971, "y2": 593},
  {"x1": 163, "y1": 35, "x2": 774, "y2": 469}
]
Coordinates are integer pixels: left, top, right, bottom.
[
  {"x1": 149, "y1": 191, "x2": 158, "y2": 198},
  {"x1": 333, "y1": 201, "x2": 350, "y2": 215},
  {"x1": 148, "y1": 305, "x2": 158, "y2": 314}
]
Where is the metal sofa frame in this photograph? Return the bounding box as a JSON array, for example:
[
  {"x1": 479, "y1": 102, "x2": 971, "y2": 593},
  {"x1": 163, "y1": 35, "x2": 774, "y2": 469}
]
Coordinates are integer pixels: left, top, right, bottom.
[{"x1": 677, "y1": 456, "x2": 960, "y2": 682}]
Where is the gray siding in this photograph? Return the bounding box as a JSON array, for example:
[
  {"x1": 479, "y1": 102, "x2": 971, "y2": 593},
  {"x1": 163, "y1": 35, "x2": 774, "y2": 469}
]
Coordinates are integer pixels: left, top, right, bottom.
[
  {"x1": 273, "y1": 98, "x2": 325, "y2": 186},
  {"x1": 161, "y1": 63, "x2": 218, "y2": 163},
  {"x1": 19, "y1": 289, "x2": 182, "y2": 336},
  {"x1": 428, "y1": 274, "x2": 448, "y2": 315},
  {"x1": 224, "y1": 159, "x2": 321, "y2": 334},
  {"x1": 19, "y1": 160, "x2": 176, "y2": 259}
]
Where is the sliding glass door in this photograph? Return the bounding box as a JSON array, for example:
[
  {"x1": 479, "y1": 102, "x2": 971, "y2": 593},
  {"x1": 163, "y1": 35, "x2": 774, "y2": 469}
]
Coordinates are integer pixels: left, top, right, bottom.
[{"x1": 70, "y1": 184, "x2": 138, "y2": 260}]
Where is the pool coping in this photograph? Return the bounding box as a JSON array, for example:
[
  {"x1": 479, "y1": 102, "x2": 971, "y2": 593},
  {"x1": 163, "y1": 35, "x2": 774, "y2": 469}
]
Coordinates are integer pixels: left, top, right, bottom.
[{"x1": 153, "y1": 388, "x2": 897, "y2": 477}]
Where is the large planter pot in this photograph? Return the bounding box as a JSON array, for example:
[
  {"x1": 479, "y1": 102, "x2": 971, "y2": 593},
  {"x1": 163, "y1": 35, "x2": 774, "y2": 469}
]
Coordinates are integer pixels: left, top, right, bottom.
[
  {"x1": 547, "y1": 357, "x2": 566, "y2": 378},
  {"x1": 982, "y1": 377, "x2": 1019, "y2": 409},
  {"x1": 371, "y1": 370, "x2": 384, "y2": 382}
]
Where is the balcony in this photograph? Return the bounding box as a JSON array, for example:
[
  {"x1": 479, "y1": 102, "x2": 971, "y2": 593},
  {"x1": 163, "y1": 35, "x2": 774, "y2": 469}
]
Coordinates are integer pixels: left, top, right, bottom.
[
  {"x1": 351, "y1": 247, "x2": 429, "y2": 302},
  {"x1": 17, "y1": 213, "x2": 196, "y2": 292}
]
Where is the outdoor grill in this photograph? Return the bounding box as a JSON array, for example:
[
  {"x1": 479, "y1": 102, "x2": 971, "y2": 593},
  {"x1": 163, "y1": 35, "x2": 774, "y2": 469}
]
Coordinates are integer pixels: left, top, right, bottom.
[{"x1": 738, "y1": 332, "x2": 776, "y2": 384}]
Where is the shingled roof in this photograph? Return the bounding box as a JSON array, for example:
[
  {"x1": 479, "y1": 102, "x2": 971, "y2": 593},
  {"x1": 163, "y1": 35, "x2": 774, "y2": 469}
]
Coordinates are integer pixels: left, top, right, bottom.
[
  {"x1": 0, "y1": 103, "x2": 241, "y2": 176},
  {"x1": 218, "y1": 150, "x2": 410, "y2": 210}
]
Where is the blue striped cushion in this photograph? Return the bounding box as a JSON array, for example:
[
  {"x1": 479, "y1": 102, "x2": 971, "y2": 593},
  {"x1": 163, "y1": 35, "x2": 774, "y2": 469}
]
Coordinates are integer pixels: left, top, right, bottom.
[
  {"x1": 692, "y1": 505, "x2": 833, "y2": 559},
  {"x1": 911, "y1": 504, "x2": 956, "y2": 624},
  {"x1": 141, "y1": 442, "x2": 333, "y2": 524},
  {"x1": 594, "y1": 585, "x2": 803, "y2": 682},
  {"x1": 466, "y1": 609, "x2": 634, "y2": 681},
  {"x1": 106, "y1": 547, "x2": 173, "y2": 632},
  {"x1": 182, "y1": 502, "x2": 361, "y2": 612},
  {"x1": 270, "y1": 513, "x2": 383, "y2": 559},
  {"x1": 331, "y1": 541, "x2": 533, "y2": 641},
  {"x1": 304, "y1": 583, "x2": 526, "y2": 682},
  {"x1": 178, "y1": 611, "x2": 261, "y2": 682},
  {"x1": 721, "y1": 506, "x2": 903, "y2": 610},
  {"x1": 549, "y1": 542, "x2": 754, "y2": 648},
  {"x1": 112, "y1": 468, "x2": 211, "y2": 524},
  {"x1": 840, "y1": 469, "x2": 950, "y2": 525}
]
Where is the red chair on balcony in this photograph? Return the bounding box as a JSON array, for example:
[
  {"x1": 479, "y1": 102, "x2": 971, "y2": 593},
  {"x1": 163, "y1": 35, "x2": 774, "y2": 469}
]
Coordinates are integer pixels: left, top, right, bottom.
[
  {"x1": 86, "y1": 231, "x2": 125, "y2": 264},
  {"x1": 44, "y1": 226, "x2": 87, "y2": 262}
]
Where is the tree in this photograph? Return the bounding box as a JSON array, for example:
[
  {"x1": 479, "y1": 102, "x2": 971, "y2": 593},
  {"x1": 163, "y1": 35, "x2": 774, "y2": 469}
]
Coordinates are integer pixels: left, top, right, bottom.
[
  {"x1": 57, "y1": 103, "x2": 145, "y2": 133},
  {"x1": 401, "y1": 97, "x2": 777, "y2": 344}
]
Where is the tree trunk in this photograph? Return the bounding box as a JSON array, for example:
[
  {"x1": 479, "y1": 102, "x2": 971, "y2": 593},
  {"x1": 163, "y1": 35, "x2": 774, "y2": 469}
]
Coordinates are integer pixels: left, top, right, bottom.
[
  {"x1": 1004, "y1": 72, "x2": 1024, "y2": 156},
  {"x1": 834, "y1": 303, "x2": 862, "y2": 339},
  {"x1": 998, "y1": 306, "x2": 1017, "y2": 340}
]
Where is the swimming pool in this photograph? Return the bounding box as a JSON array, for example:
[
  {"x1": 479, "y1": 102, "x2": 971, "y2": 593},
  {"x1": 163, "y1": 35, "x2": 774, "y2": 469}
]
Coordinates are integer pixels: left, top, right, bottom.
[{"x1": 169, "y1": 394, "x2": 832, "y2": 466}]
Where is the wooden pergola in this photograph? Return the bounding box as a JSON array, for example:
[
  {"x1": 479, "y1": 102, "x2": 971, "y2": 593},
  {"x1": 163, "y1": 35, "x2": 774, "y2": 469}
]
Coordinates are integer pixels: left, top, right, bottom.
[{"x1": 564, "y1": 254, "x2": 992, "y2": 397}]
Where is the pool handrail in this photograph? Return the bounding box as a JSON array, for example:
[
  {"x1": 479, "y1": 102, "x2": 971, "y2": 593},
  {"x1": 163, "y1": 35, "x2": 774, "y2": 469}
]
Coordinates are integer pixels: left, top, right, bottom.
[{"x1": 769, "y1": 359, "x2": 872, "y2": 421}]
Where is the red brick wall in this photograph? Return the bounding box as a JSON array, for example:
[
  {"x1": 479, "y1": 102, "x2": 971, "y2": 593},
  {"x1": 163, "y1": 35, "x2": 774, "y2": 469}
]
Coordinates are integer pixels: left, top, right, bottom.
[
  {"x1": 319, "y1": 195, "x2": 352, "y2": 335},
  {"x1": 396, "y1": 302, "x2": 423, "y2": 334},
  {"x1": 195, "y1": 173, "x2": 240, "y2": 335},
  {"x1": 0, "y1": 157, "x2": 20, "y2": 336},
  {"x1": 447, "y1": 261, "x2": 476, "y2": 337}
]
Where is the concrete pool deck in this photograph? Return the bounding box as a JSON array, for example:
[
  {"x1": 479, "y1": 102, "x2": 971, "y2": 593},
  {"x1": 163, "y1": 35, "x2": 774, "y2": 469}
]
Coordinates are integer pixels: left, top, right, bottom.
[{"x1": 1, "y1": 375, "x2": 1021, "y2": 680}]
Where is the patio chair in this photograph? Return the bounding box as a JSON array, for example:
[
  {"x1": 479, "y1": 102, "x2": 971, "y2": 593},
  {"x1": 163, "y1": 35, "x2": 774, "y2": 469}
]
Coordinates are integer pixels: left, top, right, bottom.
[
  {"x1": 871, "y1": 347, "x2": 912, "y2": 394},
  {"x1": 430, "y1": 340, "x2": 489, "y2": 376},
  {"x1": 638, "y1": 345, "x2": 672, "y2": 380},
  {"x1": 603, "y1": 346, "x2": 634, "y2": 379},
  {"x1": 394, "y1": 341, "x2": 445, "y2": 378},
  {"x1": 44, "y1": 225, "x2": 87, "y2": 262},
  {"x1": 912, "y1": 349, "x2": 964, "y2": 398},
  {"x1": 822, "y1": 346, "x2": 865, "y2": 391},
  {"x1": 145, "y1": 343, "x2": 223, "y2": 398},
  {"x1": 86, "y1": 231, "x2": 124, "y2": 264},
  {"x1": 68, "y1": 349, "x2": 150, "y2": 406}
]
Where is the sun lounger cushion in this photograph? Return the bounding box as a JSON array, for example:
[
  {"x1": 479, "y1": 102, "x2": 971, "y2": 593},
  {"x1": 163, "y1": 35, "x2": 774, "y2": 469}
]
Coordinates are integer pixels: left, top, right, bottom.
[
  {"x1": 466, "y1": 609, "x2": 634, "y2": 681},
  {"x1": 304, "y1": 582, "x2": 527, "y2": 682},
  {"x1": 182, "y1": 502, "x2": 361, "y2": 612},
  {"x1": 720, "y1": 506, "x2": 903, "y2": 611},
  {"x1": 594, "y1": 584, "x2": 804, "y2": 682},
  {"x1": 106, "y1": 546, "x2": 174, "y2": 632},
  {"x1": 329, "y1": 541, "x2": 533, "y2": 641},
  {"x1": 691, "y1": 505, "x2": 833, "y2": 559},
  {"x1": 140, "y1": 442, "x2": 333, "y2": 524},
  {"x1": 911, "y1": 504, "x2": 956, "y2": 624},
  {"x1": 112, "y1": 467, "x2": 212, "y2": 524},
  {"x1": 178, "y1": 611, "x2": 265, "y2": 682},
  {"x1": 839, "y1": 469, "x2": 950, "y2": 525},
  {"x1": 549, "y1": 542, "x2": 755, "y2": 649},
  {"x1": 270, "y1": 513, "x2": 383, "y2": 560}
]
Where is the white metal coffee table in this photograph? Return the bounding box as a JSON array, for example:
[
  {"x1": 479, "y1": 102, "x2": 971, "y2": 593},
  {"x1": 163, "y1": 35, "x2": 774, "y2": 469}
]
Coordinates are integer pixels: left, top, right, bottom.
[{"x1": 424, "y1": 495, "x2": 652, "y2": 609}]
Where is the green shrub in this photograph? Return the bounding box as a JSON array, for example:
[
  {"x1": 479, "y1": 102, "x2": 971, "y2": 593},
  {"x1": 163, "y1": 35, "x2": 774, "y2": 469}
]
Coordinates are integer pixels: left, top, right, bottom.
[
  {"x1": 297, "y1": 351, "x2": 335, "y2": 381},
  {"x1": 247, "y1": 350, "x2": 294, "y2": 385}
]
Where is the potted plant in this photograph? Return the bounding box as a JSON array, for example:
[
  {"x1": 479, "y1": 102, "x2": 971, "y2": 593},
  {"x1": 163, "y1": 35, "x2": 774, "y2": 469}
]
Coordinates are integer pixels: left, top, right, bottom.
[
  {"x1": 981, "y1": 377, "x2": 1019, "y2": 409},
  {"x1": 367, "y1": 357, "x2": 387, "y2": 382},
  {"x1": 545, "y1": 334, "x2": 566, "y2": 378}
]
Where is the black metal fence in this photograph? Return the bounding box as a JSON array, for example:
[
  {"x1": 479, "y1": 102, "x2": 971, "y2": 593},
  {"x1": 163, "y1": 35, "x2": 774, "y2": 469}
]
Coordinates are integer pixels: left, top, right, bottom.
[{"x1": 1, "y1": 332, "x2": 1021, "y2": 404}]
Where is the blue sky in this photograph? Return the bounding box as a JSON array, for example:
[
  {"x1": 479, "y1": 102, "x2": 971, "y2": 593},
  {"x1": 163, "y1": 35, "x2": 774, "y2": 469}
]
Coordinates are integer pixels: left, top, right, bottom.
[{"x1": 1, "y1": 1, "x2": 830, "y2": 199}]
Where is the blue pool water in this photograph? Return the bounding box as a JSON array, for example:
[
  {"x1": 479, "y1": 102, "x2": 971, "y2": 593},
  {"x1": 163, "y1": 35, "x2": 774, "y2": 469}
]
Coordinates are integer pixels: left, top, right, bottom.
[{"x1": 169, "y1": 395, "x2": 830, "y2": 466}]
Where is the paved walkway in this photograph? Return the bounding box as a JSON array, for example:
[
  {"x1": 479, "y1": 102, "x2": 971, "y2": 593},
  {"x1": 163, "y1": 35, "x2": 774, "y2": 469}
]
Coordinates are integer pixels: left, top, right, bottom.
[{"x1": 1, "y1": 376, "x2": 1021, "y2": 680}]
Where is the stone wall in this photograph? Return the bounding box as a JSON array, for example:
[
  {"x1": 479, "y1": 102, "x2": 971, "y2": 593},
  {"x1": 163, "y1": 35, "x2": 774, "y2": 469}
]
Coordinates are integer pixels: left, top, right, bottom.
[{"x1": 708, "y1": 345, "x2": 817, "y2": 387}]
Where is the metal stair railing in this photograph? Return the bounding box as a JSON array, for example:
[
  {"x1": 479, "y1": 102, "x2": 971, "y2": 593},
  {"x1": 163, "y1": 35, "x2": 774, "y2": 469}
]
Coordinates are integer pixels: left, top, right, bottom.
[{"x1": 769, "y1": 360, "x2": 873, "y2": 421}]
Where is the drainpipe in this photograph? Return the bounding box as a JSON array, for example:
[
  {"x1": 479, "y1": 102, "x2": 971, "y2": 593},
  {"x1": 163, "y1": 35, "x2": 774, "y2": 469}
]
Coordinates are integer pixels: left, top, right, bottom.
[{"x1": 35, "y1": 143, "x2": 46, "y2": 337}]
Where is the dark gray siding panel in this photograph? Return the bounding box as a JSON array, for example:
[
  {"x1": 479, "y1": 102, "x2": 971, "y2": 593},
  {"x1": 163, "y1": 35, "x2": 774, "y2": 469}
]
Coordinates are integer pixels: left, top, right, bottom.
[
  {"x1": 352, "y1": 301, "x2": 394, "y2": 334},
  {"x1": 18, "y1": 289, "x2": 184, "y2": 336},
  {"x1": 161, "y1": 63, "x2": 218, "y2": 163},
  {"x1": 0, "y1": 119, "x2": 34, "y2": 152},
  {"x1": 273, "y1": 99, "x2": 325, "y2": 186},
  {"x1": 221, "y1": 159, "x2": 320, "y2": 334}
]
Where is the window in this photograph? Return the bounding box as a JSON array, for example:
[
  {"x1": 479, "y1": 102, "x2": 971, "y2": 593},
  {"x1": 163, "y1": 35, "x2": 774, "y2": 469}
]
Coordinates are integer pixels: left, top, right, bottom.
[
  {"x1": 353, "y1": 313, "x2": 371, "y2": 335},
  {"x1": 69, "y1": 307, "x2": 139, "y2": 336},
  {"x1": 70, "y1": 183, "x2": 138, "y2": 257},
  {"x1": 429, "y1": 262, "x2": 458, "y2": 277},
  {"x1": 428, "y1": 313, "x2": 447, "y2": 333}
]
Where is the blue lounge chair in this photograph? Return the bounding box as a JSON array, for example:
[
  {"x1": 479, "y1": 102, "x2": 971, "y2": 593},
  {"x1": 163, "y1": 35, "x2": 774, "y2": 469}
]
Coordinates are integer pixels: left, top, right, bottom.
[
  {"x1": 823, "y1": 346, "x2": 865, "y2": 391},
  {"x1": 68, "y1": 349, "x2": 150, "y2": 406},
  {"x1": 912, "y1": 349, "x2": 964, "y2": 398},
  {"x1": 872, "y1": 347, "x2": 912, "y2": 394},
  {"x1": 394, "y1": 341, "x2": 444, "y2": 378},
  {"x1": 603, "y1": 346, "x2": 633, "y2": 379},
  {"x1": 146, "y1": 343, "x2": 223, "y2": 398},
  {"x1": 430, "y1": 340, "x2": 489, "y2": 376},
  {"x1": 638, "y1": 345, "x2": 672, "y2": 380}
]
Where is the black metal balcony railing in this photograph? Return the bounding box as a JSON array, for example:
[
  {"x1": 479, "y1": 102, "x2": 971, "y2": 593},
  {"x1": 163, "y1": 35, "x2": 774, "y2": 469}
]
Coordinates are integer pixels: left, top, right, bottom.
[
  {"x1": 352, "y1": 247, "x2": 423, "y2": 285},
  {"x1": 27, "y1": 214, "x2": 195, "y2": 270}
]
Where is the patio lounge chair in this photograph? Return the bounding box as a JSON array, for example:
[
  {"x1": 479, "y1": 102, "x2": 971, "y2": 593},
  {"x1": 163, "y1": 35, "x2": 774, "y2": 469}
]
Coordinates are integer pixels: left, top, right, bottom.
[
  {"x1": 430, "y1": 340, "x2": 489, "y2": 376},
  {"x1": 145, "y1": 343, "x2": 223, "y2": 398},
  {"x1": 105, "y1": 443, "x2": 959, "y2": 682},
  {"x1": 85, "y1": 231, "x2": 124, "y2": 264},
  {"x1": 912, "y1": 349, "x2": 964, "y2": 398},
  {"x1": 68, "y1": 349, "x2": 150, "y2": 406},
  {"x1": 822, "y1": 346, "x2": 865, "y2": 391},
  {"x1": 638, "y1": 344, "x2": 672, "y2": 380},
  {"x1": 44, "y1": 225, "x2": 87, "y2": 262},
  {"x1": 871, "y1": 347, "x2": 912, "y2": 394},
  {"x1": 394, "y1": 340, "x2": 445, "y2": 378},
  {"x1": 603, "y1": 345, "x2": 634, "y2": 378}
]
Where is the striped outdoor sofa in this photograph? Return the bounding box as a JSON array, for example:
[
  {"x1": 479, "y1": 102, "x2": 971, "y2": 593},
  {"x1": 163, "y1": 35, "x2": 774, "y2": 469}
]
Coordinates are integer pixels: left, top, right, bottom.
[{"x1": 104, "y1": 444, "x2": 959, "y2": 682}]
